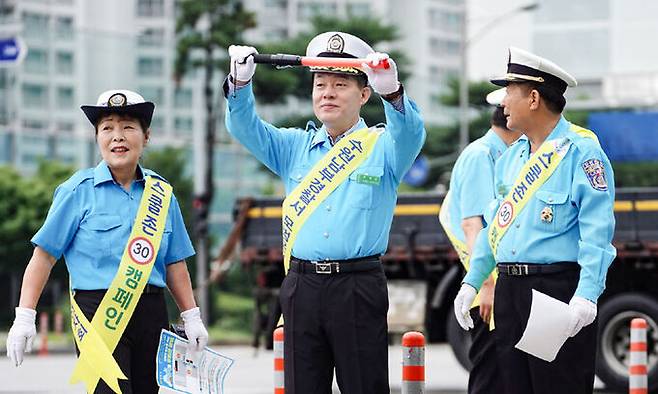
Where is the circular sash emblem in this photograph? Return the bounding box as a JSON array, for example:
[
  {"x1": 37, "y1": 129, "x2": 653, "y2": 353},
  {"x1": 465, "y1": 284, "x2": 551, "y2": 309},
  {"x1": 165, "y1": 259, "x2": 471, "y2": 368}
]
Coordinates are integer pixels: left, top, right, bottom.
[
  {"x1": 497, "y1": 201, "x2": 514, "y2": 228},
  {"x1": 129, "y1": 237, "x2": 155, "y2": 265}
]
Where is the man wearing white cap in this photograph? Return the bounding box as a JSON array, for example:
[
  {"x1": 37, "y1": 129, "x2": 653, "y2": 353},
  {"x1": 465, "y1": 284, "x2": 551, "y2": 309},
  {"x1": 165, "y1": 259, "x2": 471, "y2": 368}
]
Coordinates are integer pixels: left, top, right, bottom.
[
  {"x1": 440, "y1": 87, "x2": 521, "y2": 394},
  {"x1": 453, "y1": 47, "x2": 616, "y2": 393},
  {"x1": 6, "y1": 89, "x2": 208, "y2": 393},
  {"x1": 224, "y1": 32, "x2": 426, "y2": 393}
]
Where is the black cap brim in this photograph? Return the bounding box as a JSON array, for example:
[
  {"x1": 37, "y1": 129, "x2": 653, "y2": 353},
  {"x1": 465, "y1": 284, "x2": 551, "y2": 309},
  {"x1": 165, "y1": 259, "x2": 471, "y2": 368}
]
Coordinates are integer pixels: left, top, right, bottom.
[{"x1": 81, "y1": 102, "x2": 155, "y2": 129}]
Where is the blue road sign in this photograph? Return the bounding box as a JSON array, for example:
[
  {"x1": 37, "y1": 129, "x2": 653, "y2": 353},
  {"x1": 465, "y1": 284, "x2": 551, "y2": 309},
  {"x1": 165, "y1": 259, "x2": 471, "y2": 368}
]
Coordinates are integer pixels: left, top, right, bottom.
[
  {"x1": 402, "y1": 155, "x2": 429, "y2": 187},
  {"x1": 0, "y1": 37, "x2": 27, "y2": 66}
]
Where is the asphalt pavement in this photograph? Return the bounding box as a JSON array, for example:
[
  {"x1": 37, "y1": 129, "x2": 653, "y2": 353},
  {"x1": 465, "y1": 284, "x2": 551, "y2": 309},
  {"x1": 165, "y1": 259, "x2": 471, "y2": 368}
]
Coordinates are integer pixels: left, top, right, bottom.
[{"x1": 0, "y1": 344, "x2": 611, "y2": 393}]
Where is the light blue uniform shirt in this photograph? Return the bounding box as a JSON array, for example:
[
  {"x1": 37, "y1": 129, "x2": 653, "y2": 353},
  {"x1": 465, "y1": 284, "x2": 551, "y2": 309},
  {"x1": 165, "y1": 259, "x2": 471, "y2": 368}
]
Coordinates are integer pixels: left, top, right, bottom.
[
  {"x1": 32, "y1": 161, "x2": 195, "y2": 290},
  {"x1": 225, "y1": 83, "x2": 426, "y2": 260},
  {"x1": 445, "y1": 129, "x2": 509, "y2": 242},
  {"x1": 464, "y1": 116, "x2": 617, "y2": 302}
]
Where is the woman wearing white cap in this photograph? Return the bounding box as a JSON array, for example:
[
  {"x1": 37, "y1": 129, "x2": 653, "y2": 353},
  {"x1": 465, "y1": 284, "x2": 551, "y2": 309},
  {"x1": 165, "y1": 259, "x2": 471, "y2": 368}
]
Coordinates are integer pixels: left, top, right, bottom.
[
  {"x1": 6, "y1": 89, "x2": 208, "y2": 394},
  {"x1": 225, "y1": 32, "x2": 426, "y2": 393}
]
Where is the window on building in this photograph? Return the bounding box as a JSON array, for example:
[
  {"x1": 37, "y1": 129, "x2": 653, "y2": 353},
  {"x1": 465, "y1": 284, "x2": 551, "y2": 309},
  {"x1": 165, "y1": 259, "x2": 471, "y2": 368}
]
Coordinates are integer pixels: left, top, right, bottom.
[
  {"x1": 174, "y1": 88, "x2": 192, "y2": 108},
  {"x1": 22, "y1": 83, "x2": 48, "y2": 108},
  {"x1": 25, "y1": 48, "x2": 48, "y2": 73},
  {"x1": 297, "y1": 2, "x2": 336, "y2": 19},
  {"x1": 22, "y1": 118, "x2": 47, "y2": 131},
  {"x1": 429, "y1": 9, "x2": 462, "y2": 31},
  {"x1": 137, "y1": 57, "x2": 164, "y2": 77},
  {"x1": 55, "y1": 16, "x2": 74, "y2": 40},
  {"x1": 137, "y1": 0, "x2": 164, "y2": 17},
  {"x1": 56, "y1": 121, "x2": 74, "y2": 132},
  {"x1": 56, "y1": 51, "x2": 74, "y2": 75},
  {"x1": 347, "y1": 3, "x2": 370, "y2": 17},
  {"x1": 265, "y1": 0, "x2": 287, "y2": 7},
  {"x1": 56, "y1": 86, "x2": 74, "y2": 109},
  {"x1": 139, "y1": 86, "x2": 164, "y2": 104},
  {"x1": 138, "y1": 28, "x2": 165, "y2": 47},
  {"x1": 430, "y1": 37, "x2": 461, "y2": 56},
  {"x1": 174, "y1": 117, "x2": 193, "y2": 133},
  {"x1": 23, "y1": 12, "x2": 49, "y2": 39}
]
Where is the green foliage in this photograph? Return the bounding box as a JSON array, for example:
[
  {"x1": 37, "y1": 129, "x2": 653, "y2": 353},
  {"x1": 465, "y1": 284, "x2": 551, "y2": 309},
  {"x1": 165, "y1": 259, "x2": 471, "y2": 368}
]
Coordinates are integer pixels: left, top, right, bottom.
[
  {"x1": 420, "y1": 80, "x2": 498, "y2": 187},
  {"x1": 0, "y1": 161, "x2": 74, "y2": 276},
  {"x1": 142, "y1": 147, "x2": 194, "y2": 236},
  {"x1": 174, "y1": 0, "x2": 256, "y2": 81},
  {"x1": 439, "y1": 77, "x2": 499, "y2": 109},
  {"x1": 612, "y1": 162, "x2": 658, "y2": 187}
]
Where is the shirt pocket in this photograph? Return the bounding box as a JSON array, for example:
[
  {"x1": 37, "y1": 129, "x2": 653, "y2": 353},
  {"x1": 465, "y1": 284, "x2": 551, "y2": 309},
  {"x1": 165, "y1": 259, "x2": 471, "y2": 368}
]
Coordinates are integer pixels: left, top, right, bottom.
[
  {"x1": 288, "y1": 165, "x2": 310, "y2": 190},
  {"x1": 78, "y1": 214, "x2": 124, "y2": 257},
  {"x1": 348, "y1": 166, "x2": 384, "y2": 210},
  {"x1": 534, "y1": 190, "x2": 571, "y2": 232}
]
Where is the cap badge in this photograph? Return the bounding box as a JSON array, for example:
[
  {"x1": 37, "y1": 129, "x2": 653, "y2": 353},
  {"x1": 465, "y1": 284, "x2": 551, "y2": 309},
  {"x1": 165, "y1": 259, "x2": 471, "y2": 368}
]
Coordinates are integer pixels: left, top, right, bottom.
[
  {"x1": 540, "y1": 206, "x2": 553, "y2": 223},
  {"x1": 108, "y1": 93, "x2": 127, "y2": 107},
  {"x1": 327, "y1": 34, "x2": 345, "y2": 53}
]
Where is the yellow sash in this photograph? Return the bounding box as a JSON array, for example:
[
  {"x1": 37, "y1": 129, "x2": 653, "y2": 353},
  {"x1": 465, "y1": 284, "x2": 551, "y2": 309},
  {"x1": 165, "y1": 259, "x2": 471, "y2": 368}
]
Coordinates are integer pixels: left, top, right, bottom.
[
  {"x1": 439, "y1": 190, "x2": 498, "y2": 329},
  {"x1": 277, "y1": 127, "x2": 382, "y2": 325},
  {"x1": 280, "y1": 127, "x2": 383, "y2": 273},
  {"x1": 488, "y1": 138, "x2": 572, "y2": 255},
  {"x1": 69, "y1": 176, "x2": 172, "y2": 393}
]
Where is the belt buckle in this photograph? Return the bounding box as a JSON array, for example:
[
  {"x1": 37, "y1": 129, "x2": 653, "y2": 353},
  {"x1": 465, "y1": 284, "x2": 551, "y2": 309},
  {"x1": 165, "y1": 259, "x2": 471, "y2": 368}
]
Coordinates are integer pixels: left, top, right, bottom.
[
  {"x1": 315, "y1": 262, "x2": 333, "y2": 274},
  {"x1": 509, "y1": 264, "x2": 529, "y2": 276}
]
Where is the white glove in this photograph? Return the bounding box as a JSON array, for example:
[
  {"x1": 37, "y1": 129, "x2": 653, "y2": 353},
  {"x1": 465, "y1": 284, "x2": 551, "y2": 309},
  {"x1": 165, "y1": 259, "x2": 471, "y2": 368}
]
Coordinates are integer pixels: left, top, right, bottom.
[
  {"x1": 361, "y1": 52, "x2": 400, "y2": 96},
  {"x1": 228, "y1": 45, "x2": 258, "y2": 83},
  {"x1": 6, "y1": 307, "x2": 37, "y2": 367},
  {"x1": 453, "y1": 284, "x2": 477, "y2": 330},
  {"x1": 565, "y1": 296, "x2": 597, "y2": 337},
  {"x1": 180, "y1": 307, "x2": 209, "y2": 353}
]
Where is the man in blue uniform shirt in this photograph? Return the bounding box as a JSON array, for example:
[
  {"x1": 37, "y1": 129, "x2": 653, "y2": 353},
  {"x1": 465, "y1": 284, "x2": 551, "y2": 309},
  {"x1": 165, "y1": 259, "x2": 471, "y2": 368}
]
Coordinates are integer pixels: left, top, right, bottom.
[
  {"x1": 224, "y1": 32, "x2": 425, "y2": 393},
  {"x1": 440, "y1": 88, "x2": 521, "y2": 394},
  {"x1": 453, "y1": 47, "x2": 616, "y2": 394}
]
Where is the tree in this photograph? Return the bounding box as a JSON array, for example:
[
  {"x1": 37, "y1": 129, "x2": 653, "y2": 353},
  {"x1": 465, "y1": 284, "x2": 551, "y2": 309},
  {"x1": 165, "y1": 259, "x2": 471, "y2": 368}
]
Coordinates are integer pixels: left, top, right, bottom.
[
  {"x1": 0, "y1": 161, "x2": 74, "y2": 325},
  {"x1": 420, "y1": 78, "x2": 500, "y2": 188},
  {"x1": 174, "y1": 0, "x2": 256, "y2": 316}
]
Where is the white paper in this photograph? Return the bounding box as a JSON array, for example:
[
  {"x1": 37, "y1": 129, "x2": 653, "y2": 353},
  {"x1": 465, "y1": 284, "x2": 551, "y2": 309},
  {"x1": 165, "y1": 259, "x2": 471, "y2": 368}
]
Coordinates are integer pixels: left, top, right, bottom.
[
  {"x1": 156, "y1": 330, "x2": 234, "y2": 394},
  {"x1": 514, "y1": 289, "x2": 571, "y2": 362}
]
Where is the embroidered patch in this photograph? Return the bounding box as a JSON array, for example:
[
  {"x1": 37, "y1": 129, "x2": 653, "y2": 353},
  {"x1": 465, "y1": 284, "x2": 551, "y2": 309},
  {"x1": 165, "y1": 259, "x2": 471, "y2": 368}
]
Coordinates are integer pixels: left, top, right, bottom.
[{"x1": 582, "y1": 159, "x2": 608, "y2": 191}]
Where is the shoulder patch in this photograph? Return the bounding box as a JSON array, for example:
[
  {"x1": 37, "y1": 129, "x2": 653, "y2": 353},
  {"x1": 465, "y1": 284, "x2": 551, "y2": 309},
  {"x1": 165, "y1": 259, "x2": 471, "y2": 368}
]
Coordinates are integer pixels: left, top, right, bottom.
[{"x1": 582, "y1": 159, "x2": 608, "y2": 191}]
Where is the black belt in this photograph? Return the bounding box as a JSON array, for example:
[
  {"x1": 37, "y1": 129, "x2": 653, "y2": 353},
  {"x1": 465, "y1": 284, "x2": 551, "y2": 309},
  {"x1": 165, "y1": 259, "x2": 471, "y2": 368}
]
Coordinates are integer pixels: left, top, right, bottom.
[
  {"x1": 290, "y1": 255, "x2": 381, "y2": 275},
  {"x1": 497, "y1": 262, "x2": 579, "y2": 276},
  {"x1": 74, "y1": 284, "x2": 165, "y2": 295}
]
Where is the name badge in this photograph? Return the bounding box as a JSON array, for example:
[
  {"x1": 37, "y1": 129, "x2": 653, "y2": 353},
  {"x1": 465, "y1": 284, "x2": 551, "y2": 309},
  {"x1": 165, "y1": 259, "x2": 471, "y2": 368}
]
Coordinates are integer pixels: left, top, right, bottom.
[{"x1": 356, "y1": 174, "x2": 380, "y2": 186}]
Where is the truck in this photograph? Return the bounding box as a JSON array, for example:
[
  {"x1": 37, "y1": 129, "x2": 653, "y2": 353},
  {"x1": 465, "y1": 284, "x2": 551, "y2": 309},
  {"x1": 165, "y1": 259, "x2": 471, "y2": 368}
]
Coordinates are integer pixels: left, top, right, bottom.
[{"x1": 227, "y1": 187, "x2": 658, "y2": 392}]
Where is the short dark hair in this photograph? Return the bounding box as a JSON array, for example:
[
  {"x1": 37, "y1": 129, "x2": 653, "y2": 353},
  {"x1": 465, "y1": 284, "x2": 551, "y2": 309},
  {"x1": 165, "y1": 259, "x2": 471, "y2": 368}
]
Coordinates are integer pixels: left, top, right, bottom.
[
  {"x1": 312, "y1": 72, "x2": 368, "y2": 89},
  {"x1": 521, "y1": 82, "x2": 566, "y2": 114},
  {"x1": 491, "y1": 106, "x2": 509, "y2": 129},
  {"x1": 95, "y1": 112, "x2": 149, "y2": 134}
]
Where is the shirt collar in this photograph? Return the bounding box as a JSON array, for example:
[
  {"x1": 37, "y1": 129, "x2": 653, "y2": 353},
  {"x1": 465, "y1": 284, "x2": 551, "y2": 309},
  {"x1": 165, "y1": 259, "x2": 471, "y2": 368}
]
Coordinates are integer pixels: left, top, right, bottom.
[
  {"x1": 93, "y1": 161, "x2": 145, "y2": 187},
  {"x1": 310, "y1": 118, "x2": 368, "y2": 149}
]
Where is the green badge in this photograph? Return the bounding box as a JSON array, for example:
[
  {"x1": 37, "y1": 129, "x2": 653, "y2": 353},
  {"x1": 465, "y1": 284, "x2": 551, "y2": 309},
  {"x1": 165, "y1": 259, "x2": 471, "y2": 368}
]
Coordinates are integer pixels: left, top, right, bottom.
[{"x1": 356, "y1": 174, "x2": 381, "y2": 186}]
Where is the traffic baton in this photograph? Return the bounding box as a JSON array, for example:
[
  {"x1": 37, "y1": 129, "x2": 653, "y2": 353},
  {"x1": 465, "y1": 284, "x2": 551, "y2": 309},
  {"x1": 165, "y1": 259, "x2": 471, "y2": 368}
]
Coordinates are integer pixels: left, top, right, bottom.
[
  {"x1": 629, "y1": 318, "x2": 648, "y2": 394},
  {"x1": 402, "y1": 331, "x2": 425, "y2": 394},
  {"x1": 38, "y1": 312, "x2": 48, "y2": 356},
  {"x1": 273, "y1": 327, "x2": 284, "y2": 394},
  {"x1": 252, "y1": 54, "x2": 390, "y2": 70}
]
